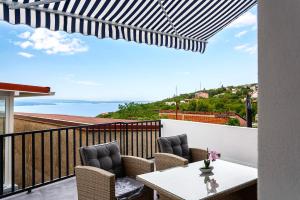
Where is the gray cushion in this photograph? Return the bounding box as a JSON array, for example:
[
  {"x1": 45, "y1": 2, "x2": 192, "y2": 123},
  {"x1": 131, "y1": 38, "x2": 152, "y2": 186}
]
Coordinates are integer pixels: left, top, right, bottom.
[
  {"x1": 115, "y1": 177, "x2": 144, "y2": 199},
  {"x1": 79, "y1": 141, "x2": 123, "y2": 178},
  {"x1": 157, "y1": 134, "x2": 190, "y2": 161}
]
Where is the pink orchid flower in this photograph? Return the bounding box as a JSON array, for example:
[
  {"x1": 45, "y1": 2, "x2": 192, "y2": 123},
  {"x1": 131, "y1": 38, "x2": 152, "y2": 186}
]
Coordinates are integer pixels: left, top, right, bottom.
[{"x1": 209, "y1": 151, "x2": 220, "y2": 161}]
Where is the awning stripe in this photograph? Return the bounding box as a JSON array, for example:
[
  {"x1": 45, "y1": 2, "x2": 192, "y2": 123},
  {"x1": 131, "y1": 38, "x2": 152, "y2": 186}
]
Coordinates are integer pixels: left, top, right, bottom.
[
  {"x1": 186, "y1": 0, "x2": 243, "y2": 38},
  {"x1": 199, "y1": 0, "x2": 256, "y2": 39},
  {"x1": 176, "y1": 0, "x2": 227, "y2": 36},
  {"x1": 0, "y1": 0, "x2": 256, "y2": 53}
]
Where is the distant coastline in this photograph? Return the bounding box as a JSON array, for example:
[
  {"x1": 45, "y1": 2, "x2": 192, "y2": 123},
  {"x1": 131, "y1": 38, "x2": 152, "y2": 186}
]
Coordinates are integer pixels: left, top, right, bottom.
[
  {"x1": 14, "y1": 99, "x2": 147, "y2": 106},
  {"x1": 14, "y1": 99, "x2": 149, "y2": 117}
]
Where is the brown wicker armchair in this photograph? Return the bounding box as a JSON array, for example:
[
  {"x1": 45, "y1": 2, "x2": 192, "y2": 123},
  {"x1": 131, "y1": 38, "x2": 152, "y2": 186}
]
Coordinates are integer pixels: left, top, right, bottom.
[
  {"x1": 75, "y1": 142, "x2": 154, "y2": 200},
  {"x1": 155, "y1": 134, "x2": 206, "y2": 171}
]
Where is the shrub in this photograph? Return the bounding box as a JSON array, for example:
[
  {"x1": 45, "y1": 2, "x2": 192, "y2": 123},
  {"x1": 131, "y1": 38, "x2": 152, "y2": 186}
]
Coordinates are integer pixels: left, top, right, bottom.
[{"x1": 226, "y1": 118, "x2": 240, "y2": 126}]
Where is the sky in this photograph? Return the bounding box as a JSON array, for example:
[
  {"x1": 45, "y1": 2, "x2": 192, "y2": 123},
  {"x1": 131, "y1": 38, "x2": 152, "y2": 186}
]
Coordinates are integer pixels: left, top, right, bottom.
[{"x1": 0, "y1": 6, "x2": 257, "y2": 101}]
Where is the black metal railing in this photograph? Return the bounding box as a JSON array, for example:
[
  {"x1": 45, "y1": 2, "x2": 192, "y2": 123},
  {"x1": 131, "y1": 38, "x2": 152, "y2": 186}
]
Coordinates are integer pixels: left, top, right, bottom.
[{"x1": 0, "y1": 120, "x2": 161, "y2": 198}]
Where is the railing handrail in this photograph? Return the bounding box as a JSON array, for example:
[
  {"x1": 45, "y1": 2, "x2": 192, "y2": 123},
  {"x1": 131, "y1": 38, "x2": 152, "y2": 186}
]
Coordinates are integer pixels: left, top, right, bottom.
[{"x1": 0, "y1": 120, "x2": 161, "y2": 138}]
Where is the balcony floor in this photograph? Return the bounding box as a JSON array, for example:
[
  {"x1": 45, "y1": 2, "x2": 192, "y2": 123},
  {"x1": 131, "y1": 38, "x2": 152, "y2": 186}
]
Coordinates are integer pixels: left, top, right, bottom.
[
  {"x1": 3, "y1": 177, "x2": 158, "y2": 200},
  {"x1": 4, "y1": 178, "x2": 78, "y2": 200}
]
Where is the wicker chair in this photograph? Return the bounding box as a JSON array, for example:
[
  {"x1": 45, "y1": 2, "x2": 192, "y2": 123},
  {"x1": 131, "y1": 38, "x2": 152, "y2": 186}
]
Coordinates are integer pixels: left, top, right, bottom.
[
  {"x1": 75, "y1": 141, "x2": 154, "y2": 200},
  {"x1": 155, "y1": 134, "x2": 206, "y2": 171}
]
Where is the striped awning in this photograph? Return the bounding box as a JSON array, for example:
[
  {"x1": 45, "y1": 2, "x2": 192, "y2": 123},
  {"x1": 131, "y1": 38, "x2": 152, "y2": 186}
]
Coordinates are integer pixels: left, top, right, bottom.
[{"x1": 0, "y1": 0, "x2": 256, "y2": 53}]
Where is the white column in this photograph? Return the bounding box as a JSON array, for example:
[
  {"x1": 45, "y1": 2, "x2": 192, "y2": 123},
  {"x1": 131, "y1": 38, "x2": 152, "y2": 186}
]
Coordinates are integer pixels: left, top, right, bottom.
[
  {"x1": 4, "y1": 95, "x2": 14, "y2": 187},
  {"x1": 258, "y1": 0, "x2": 300, "y2": 199}
]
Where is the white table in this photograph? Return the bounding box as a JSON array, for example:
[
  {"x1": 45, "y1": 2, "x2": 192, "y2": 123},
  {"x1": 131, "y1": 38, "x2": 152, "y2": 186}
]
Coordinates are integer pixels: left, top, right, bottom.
[{"x1": 137, "y1": 160, "x2": 257, "y2": 200}]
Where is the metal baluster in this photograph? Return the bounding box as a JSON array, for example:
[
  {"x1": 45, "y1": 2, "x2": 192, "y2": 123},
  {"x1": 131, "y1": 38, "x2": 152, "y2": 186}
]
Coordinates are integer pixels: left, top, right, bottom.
[
  {"x1": 22, "y1": 134, "x2": 26, "y2": 189},
  {"x1": 50, "y1": 130, "x2": 53, "y2": 181},
  {"x1": 0, "y1": 136, "x2": 3, "y2": 195},
  {"x1": 109, "y1": 124, "x2": 112, "y2": 142},
  {"x1": 92, "y1": 127, "x2": 95, "y2": 145},
  {"x1": 31, "y1": 133, "x2": 35, "y2": 186},
  {"x1": 141, "y1": 123, "x2": 144, "y2": 158},
  {"x1": 11, "y1": 135, "x2": 15, "y2": 192},
  {"x1": 58, "y1": 130, "x2": 61, "y2": 178},
  {"x1": 155, "y1": 122, "x2": 158, "y2": 152},
  {"x1": 98, "y1": 126, "x2": 100, "y2": 144},
  {"x1": 114, "y1": 123, "x2": 117, "y2": 140},
  {"x1": 104, "y1": 125, "x2": 107, "y2": 143},
  {"x1": 150, "y1": 122, "x2": 153, "y2": 158},
  {"x1": 146, "y1": 122, "x2": 148, "y2": 159},
  {"x1": 136, "y1": 123, "x2": 139, "y2": 157},
  {"x1": 159, "y1": 120, "x2": 162, "y2": 138},
  {"x1": 119, "y1": 123, "x2": 123, "y2": 154},
  {"x1": 79, "y1": 128, "x2": 82, "y2": 147},
  {"x1": 66, "y1": 129, "x2": 69, "y2": 176},
  {"x1": 131, "y1": 123, "x2": 134, "y2": 156},
  {"x1": 86, "y1": 127, "x2": 89, "y2": 146},
  {"x1": 125, "y1": 123, "x2": 128, "y2": 155},
  {"x1": 73, "y1": 128, "x2": 76, "y2": 172},
  {"x1": 41, "y1": 132, "x2": 45, "y2": 183}
]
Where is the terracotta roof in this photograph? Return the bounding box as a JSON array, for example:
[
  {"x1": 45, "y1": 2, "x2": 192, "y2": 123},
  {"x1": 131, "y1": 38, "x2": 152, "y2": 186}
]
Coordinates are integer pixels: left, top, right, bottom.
[
  {"x1": 15, "y1": 112, "x2": 135, "y2": 126},
  {"x1": 0, "y1": 82, "x2": 53, "y2": 97}
]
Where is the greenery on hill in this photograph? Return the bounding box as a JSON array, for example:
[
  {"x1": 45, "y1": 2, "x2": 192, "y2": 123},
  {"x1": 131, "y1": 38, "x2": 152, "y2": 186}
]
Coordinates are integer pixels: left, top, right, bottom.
[{"x1": 98, "y1": 84, "x2": 258, "y2": 121}]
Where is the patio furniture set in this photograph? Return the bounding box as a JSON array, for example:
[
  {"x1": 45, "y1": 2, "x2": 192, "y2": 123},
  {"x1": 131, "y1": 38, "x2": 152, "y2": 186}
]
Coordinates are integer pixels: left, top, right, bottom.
[{"x1": 75, "y1": 134, "x2": 257, "y2": 200}]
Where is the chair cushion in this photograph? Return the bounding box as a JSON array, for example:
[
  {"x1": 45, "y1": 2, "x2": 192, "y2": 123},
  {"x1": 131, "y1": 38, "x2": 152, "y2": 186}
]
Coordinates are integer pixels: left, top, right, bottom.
[
  {"x1": 79, "y1": 141, "x2": 123, "y2": 178},
  {"x1": 115, "y1": 177, "x2": 144, "y2": 199},
  {"x1": 157, "y1": 134, "x2": 191, "y2": 161}
]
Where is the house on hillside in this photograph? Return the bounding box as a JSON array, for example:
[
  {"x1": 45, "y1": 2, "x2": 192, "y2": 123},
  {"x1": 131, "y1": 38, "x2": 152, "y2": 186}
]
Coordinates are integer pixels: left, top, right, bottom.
[
  {"x1": 165, "y1": 101, "x2": 176, "y2": 106},
  {"x1": 195, "y1": 91, "x2": 209, "y2": 99}
]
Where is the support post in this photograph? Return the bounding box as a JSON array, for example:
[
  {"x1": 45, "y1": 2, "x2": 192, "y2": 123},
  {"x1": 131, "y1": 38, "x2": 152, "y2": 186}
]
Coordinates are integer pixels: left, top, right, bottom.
[
  {"x1": 4, "y1": 95, "x2": 14, "y2": 191},
  {"x1": 246, "y1": 95, "x2": 252, "y2": 128}
]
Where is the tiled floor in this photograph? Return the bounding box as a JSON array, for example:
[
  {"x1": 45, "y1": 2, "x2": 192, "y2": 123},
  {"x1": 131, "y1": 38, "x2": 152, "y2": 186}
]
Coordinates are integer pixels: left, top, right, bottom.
[
  {"x1": 3, "y1": 177, "x2": 158, "y2": 200},
  {"x1": 4, "y1": 178, "x2": 78, "y2": 200}
]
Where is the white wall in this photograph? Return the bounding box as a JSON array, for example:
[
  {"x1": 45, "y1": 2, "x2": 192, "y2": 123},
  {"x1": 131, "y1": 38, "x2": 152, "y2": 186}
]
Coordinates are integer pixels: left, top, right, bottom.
[
  {"x1": 258, "y1": 0, "x2": 300, "y2": 199},
  {"x1": 161, "y1": 119, "x2": 257, "y2": 167}
]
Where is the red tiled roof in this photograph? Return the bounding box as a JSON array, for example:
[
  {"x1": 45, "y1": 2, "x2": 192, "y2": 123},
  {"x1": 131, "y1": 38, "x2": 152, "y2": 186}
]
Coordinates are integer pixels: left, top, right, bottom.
[
  {"x1": 15, "y1": 112, "x2": 135, "y2": 126},
  {"x1": 0, "y1": 82, "x2": 51, "y2": 94}
]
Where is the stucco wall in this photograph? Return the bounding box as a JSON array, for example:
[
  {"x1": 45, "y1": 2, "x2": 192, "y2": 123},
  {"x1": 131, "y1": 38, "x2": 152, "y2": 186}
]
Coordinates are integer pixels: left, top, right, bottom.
[
  {"x1": 258, "y1": 0, "x2": 300, "y2": 199},
  {"x1": 161, "y1": 119, "x2": 257, "y2": 167},
  {"x1": 14, "y1": 118, "x2": 63, "y2": 132}
]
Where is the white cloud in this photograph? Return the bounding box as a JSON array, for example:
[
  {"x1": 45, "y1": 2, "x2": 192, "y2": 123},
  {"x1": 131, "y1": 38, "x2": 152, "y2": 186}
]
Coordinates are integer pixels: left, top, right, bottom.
[
  {"x1": 234, "y1": 44, "x2": 249, "y2": 50},
  {"x1": 15, "y1": 28, "x2": 88, "y2": 55},
  {"x1": 16, "y1": 41, "x2": 33, "y2": 49},
  {"x1": 18, "y1": 52, "x2": 34, "y2": 58},
  {"x1": 234, "y1": 43, "x2": 257, "y2": 55},
  {"x1": 229, "y1": 12, "x2": 257, "y2": 28},
  {"x1": 244, "y1": 44, "x2": 257, "y2": 55},
  {"x1": 18, "y1": 31, "x2": 31, "y2": 39},
  {"x1": 235, "y1": 30, "x2": 248, "y2": 38}
]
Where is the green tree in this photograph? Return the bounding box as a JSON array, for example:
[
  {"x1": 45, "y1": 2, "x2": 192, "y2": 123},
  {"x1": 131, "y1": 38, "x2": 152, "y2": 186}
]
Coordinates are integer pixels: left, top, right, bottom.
[
  {"x1": 187, "y1": 100, "x2": 197, "y2": 111},
  {"x1": 227, "y1": 118, "x2": 240, "y2": 126},
  {"x1": 196, "y1": 100, "x2": 209, "y2": 112}
]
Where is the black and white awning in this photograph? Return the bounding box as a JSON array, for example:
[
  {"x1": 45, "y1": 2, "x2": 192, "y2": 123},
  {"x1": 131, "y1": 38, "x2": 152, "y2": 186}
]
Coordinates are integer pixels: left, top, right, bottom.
[{"x1": 0, "y1": 0, "x2": 256, "y2": 53}]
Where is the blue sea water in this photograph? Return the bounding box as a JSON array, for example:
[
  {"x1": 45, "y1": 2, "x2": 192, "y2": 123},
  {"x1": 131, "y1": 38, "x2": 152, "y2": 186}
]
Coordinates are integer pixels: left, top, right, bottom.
[{"x1": 14, "y1": 100, "x2": 129, "y2": 117}]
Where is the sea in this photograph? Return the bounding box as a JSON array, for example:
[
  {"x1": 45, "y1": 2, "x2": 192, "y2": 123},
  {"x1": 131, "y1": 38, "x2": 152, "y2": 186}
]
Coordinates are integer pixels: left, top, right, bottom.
[{"x1": 14, "y1": 99, "x2": 144, "y2": 117}]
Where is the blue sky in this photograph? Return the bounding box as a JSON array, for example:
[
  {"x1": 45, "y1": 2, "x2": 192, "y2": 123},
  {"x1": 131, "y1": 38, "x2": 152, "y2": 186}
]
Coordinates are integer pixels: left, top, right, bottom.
[{"x1": 0, "y1": 6, "x2": 257, "y2": 101}]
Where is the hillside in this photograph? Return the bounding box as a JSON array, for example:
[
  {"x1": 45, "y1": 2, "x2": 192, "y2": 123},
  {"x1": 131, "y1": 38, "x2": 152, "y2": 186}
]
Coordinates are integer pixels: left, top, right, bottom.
[{"x1": 98, "y1": 83, "x2": 258, "y2": 121}]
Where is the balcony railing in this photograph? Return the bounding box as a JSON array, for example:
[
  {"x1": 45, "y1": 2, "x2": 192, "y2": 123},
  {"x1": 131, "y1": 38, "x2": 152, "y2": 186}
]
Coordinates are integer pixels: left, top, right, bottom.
[{"x1": 0, "y1": 120, "x2": 161, "y2": 198}]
